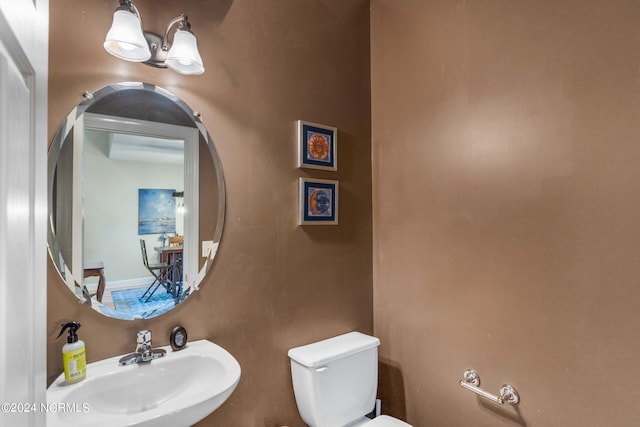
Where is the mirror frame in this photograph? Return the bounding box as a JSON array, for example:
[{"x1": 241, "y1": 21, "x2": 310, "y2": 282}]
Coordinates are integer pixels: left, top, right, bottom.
[{"x1": 47, "y1": 82, "x2": 226, "y2": 319}]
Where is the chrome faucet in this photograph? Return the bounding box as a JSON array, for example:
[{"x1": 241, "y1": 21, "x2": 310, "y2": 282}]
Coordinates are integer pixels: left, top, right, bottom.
[{"x1": 118, "y1": 330, "x2": 166, "y2": 365}]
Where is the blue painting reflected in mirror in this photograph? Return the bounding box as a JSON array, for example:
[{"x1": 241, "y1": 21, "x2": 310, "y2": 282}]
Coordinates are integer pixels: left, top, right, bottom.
[{"x1": 138, "y1": 188, "x2": 176, "y2": 235}]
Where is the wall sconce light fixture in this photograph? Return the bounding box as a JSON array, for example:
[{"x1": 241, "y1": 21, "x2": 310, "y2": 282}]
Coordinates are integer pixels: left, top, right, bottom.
[
  {"x1": 173, "y1": 191, "x2": 185, "y2": 214},
  {"x1": 104, "y1": 0, "x2": 204, "y2": 75}
]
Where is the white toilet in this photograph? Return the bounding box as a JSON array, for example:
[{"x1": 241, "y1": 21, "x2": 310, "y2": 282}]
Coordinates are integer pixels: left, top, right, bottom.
[{"x1": 288, "y1": 331, "x2": 412, "y2": 427}]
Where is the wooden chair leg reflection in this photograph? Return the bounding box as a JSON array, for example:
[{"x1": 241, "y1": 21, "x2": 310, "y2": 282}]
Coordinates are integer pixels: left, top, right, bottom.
[{"x1": 83, "y1": 261, "x2": 106, "y2": 303}]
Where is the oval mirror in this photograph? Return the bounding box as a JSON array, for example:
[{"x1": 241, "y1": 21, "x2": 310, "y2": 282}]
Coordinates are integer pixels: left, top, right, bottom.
[{"x1": 48, "y1": 82, "x2": 225, "y2": 320}]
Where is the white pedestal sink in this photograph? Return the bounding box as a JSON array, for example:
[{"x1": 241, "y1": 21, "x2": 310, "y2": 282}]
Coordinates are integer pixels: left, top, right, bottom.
[{"x1": 47, "y1": 339, "x2": 241, "y2": 427}]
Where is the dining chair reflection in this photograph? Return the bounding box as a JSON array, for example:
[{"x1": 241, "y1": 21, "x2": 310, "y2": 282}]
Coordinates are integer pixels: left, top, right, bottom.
[{"x1": 139, "y1": 239, "x2": 175, "y2": 303}]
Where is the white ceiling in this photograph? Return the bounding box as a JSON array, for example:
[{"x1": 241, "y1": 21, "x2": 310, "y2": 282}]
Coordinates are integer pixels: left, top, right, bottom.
[{"x1": 107, "y1": 132, "x2": 184, "y2": 164}]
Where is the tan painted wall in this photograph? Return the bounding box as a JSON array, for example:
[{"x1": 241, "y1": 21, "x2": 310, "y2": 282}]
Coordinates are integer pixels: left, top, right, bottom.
[
  {"x1": 47, "y1": 1, "x2": 371, "y2": 425},
  {"x1": 372, "y1": 0, "x2": 640, "y2": 425}
]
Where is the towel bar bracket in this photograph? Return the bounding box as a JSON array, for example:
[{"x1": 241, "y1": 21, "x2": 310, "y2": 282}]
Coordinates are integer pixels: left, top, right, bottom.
[{"x1": 499, "y1": 384, "x2": 519, "y2": 405}]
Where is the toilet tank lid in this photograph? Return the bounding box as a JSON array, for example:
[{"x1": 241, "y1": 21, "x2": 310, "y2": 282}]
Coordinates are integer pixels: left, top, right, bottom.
[{"x1": 288, "y1": 331, "x2": 380, "y2": 368}]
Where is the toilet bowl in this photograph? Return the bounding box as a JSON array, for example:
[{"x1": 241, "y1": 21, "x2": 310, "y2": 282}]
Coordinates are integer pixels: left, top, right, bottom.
[
  {"x1": 347, "y1": 415, "x2": 411, "y2": 427},
  {"x1": 288, "y1": 332, "x2": 413, "y2": 427},
  {"x1": 354, "y1": 415, "x2": 411, "y2": 426}
]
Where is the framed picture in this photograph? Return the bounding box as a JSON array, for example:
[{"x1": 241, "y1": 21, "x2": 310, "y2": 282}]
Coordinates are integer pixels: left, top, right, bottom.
[
  {"x1": 138, "y1": 188, "x2": 176, "y2": 235},
  {"x1": 298, "y1": 178, "x2": 338, "y2": 225},
  {"x1": 297, "y1": 120, "x2": 337, "y2": 171}
]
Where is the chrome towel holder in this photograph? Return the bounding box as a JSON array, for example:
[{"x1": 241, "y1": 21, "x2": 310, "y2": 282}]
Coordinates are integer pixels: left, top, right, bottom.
[{"x1": 459, "y1": 369, "x2": 520, "y2": 405}]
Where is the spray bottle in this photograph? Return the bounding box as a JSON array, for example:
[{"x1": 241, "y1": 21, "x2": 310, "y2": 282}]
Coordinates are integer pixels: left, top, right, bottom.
[{"x1": 56, "y1": 321, "x2": 86, "y2": 383}]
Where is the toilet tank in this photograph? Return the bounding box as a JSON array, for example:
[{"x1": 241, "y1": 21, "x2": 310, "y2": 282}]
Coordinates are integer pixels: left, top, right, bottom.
[{"x1": 288, "y1": 332, "x2": 380, "y2": 427}]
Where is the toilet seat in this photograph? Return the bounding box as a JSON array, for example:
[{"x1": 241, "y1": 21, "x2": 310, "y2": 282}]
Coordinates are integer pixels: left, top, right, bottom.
[{"x1": 364, "y1": 415, "x2": 413, "y2": 427}]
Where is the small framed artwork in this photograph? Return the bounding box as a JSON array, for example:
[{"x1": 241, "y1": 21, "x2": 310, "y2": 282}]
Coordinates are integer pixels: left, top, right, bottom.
[
  {"x1": 299, "y1": 178, "x2": 339, "y2": 225},
  {"x1": 297, "y1": 120, "x2": 337, "y2": 171}
]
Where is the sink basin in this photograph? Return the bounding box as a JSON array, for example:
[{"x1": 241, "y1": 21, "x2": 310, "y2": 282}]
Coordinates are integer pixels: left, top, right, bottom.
[{"x1": 47, "y1": 339, "x2": 241, "y2": 427}]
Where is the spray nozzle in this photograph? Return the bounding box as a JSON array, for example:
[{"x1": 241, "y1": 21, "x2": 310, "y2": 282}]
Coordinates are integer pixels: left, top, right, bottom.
[{"x1": 56, "y1": 321, "x2": 81, "y2": 344}]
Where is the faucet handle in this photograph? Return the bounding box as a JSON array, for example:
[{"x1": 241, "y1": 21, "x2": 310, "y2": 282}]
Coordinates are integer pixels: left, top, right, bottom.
[{"x1": 136, "y1": 330, "x2": 152, "y2": 352}]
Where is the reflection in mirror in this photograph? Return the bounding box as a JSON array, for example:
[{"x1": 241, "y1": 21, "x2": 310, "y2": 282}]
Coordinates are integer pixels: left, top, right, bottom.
[{"x1": 48, "y1": 82, "x2": 225, "y2": 320}]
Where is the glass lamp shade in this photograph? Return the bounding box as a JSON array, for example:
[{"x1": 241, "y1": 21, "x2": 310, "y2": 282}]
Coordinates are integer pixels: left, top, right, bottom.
[
  {"x1": 104, "y1": 10, "x2": 151, "y2": 62},
  {"x1": 165, "y1": 30, "x2": 205, "y2": 75}
]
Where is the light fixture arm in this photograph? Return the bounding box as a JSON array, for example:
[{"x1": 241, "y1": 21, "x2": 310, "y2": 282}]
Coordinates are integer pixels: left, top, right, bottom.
[
  {"x1": 161, "y1": 15, "x2": 191, "y2": 51},
  {"x1": 118, "y1": 0, "x2": 143, "y2": 24}
]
